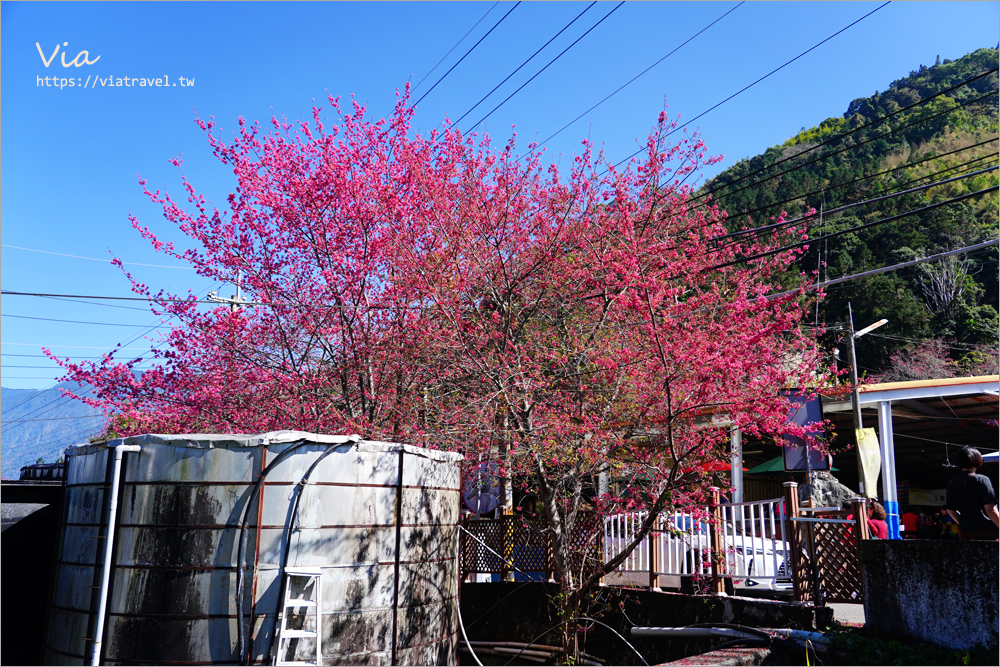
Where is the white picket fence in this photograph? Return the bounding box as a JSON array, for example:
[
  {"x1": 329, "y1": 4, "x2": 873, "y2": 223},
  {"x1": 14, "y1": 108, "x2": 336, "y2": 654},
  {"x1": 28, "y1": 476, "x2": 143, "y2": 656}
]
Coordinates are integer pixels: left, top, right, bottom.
[{"x1": 603, "y1": 498, "x2": 792, "y2": 591}]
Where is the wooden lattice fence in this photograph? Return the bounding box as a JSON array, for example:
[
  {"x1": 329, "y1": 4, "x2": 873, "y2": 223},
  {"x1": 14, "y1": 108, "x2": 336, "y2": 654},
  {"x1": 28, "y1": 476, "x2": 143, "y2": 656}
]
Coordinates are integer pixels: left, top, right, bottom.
[
  {"x1": 460, "y1": 514, "x2": 603, "y2": 582},
  {"x1": 783, "y1": 482, "x2": 869, "y2": 605}
]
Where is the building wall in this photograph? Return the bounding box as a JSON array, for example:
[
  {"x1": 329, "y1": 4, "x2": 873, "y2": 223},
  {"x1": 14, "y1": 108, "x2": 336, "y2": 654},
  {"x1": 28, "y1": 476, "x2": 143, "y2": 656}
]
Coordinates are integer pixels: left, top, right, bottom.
[{"x1": 861, "y1": 540, "x2": 999, "y2": 650}]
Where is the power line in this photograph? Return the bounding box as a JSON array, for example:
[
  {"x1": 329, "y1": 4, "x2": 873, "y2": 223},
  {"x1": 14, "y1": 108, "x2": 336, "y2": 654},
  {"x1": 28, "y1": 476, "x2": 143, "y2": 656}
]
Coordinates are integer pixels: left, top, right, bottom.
[
  {"x1": 720, "y1": 138, "x2": 999, "y2": 221},
  {"x1": 708, "y1": 185, "x2": 998, "y2": 271},
  {"x1": 0, "y1": 290, "x2": 431, "y2": 311},
  {"x1": 893, "y1": 433, "x2": 999, "y2": 450},
  {"x1": 599, "y1": 90, "x2": 995, "y2": 255},
  {"x1": 611, "y1": 1, "x2": 893, "y2": 170},
  {"x1": 1, "y1": 244, "x2": 194, "y2": 269},
  {"x1": 1, "y1": 415, "x2": 106, "y2": 424},
  {"x1": 692, "y1": 86, "x2": 999, "y2": 208},
  {"x1": 453, "y1": 2, "x2": 597, "y2": 127},
  {"x1": 768, "y1": 237, "x2": 999, "y2": 299},
  {"x1": 2, "y1": 342, "x2": 153, "y2": 350},
  {"x1": 3, "y1": 364, "x2": 148, "y2": 369},
  {"x1": 36, "y1": 294, "x2": 154, "y2": 312},
  {"x1": 531, "y1": 2, "x2": 744, "y2": 153},
  {"x1": 2, "y1": 313, "x2": 176, "y2": 328},
  {"x1": 713, "y1": 163, "x2": 998, "y2": 247},
  {"x1": 413, "y1": 2, "x2": 522, "y2": 109},
  {"x1": 692, "y1": 66, "x2": 1000, "y2": 205},
  {"x1": 867, "y1": 332, "x2": 1000, "y2": 353},
  {"x1": 413, "y1": 2, "x2": 500, "y2": 90},
  {"x1": 1, "y1": 282, "x2": 223, "y2": 424},
  {"x1": 467, "y1": 1, "x2": 625, "y2": 132},
  {"x1": 3, "y1": 353, "x2": 116, "y2": 359}
]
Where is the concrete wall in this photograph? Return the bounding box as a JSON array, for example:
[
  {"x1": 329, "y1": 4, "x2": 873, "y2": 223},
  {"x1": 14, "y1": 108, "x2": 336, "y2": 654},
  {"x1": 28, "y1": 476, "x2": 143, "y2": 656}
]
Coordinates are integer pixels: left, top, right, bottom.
[
  {"x1": 460, "y1": 582, "x2": 833, "y2": 665},
  {"x1": 861, "y1": 540, "x2": 999, "y2": 650}
]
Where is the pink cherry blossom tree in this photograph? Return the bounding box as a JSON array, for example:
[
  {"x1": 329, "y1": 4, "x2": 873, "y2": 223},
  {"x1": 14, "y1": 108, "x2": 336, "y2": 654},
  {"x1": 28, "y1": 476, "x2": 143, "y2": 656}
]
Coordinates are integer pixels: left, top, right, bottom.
[{"x1": 51, "y1": 89, "x2": 824, "y2": 662}]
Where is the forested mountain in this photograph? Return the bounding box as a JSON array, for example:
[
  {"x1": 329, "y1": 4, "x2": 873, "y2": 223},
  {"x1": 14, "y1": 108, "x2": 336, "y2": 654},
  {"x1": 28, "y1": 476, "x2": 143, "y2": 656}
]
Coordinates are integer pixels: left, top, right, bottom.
[
  {"x1": 0, "y1": 383, "x2": 104, "y2": 479},
  {"x1": 700, "y1": 47, "x2": 999, "y2": 378}
]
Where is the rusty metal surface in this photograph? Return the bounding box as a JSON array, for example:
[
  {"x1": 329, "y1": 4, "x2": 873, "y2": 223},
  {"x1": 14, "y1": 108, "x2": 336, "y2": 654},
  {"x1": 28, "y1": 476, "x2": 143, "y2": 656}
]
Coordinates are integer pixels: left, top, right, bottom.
[{"x1": 45, "y1": 433, "x2": 461, "y2": 666}]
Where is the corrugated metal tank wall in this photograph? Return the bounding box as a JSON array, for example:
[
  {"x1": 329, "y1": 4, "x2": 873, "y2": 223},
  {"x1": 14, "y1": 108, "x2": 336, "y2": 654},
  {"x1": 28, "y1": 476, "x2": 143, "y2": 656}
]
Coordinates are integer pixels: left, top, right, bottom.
[{"x1": 44, "y1": 432, "x2": 462, "y2": 666}]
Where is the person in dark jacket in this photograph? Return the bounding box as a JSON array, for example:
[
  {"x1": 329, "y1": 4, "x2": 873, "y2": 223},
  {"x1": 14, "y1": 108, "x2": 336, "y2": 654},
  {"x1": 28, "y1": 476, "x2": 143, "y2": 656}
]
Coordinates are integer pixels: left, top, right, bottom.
[{"x1": 945, "y1": 446, "x2": 1000, "y2": 541}]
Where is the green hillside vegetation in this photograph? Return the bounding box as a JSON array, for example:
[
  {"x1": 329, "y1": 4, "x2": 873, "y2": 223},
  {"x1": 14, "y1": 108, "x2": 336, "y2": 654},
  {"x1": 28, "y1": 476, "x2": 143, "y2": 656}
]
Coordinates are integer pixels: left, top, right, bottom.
[{"x1": 700, "y1": 47, "x2": 999, "y2": 376}]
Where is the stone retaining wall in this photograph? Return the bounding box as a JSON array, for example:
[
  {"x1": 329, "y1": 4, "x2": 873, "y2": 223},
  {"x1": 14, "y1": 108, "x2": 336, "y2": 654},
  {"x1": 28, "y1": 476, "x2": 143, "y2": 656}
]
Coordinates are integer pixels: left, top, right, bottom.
[{"x1": 860, "y1": 540, "x2": 998, "y2": 650}]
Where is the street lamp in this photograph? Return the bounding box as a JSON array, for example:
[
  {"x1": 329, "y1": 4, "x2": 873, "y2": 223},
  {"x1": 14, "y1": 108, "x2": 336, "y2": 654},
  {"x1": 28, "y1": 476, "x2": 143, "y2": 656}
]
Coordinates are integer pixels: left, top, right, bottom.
[{"x1": 846, "y1": 303, "x2": 887, "y2": 495}]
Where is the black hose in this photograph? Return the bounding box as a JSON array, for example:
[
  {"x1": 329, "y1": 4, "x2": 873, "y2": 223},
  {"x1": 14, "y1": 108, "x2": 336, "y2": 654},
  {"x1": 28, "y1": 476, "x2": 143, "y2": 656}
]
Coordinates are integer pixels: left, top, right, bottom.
[
  {"x1": 235, "y1": 441, "x2": 314, "y2": 664},
  {"x1": 265, "y1": 444, "x2": 346, "y2": 662}
]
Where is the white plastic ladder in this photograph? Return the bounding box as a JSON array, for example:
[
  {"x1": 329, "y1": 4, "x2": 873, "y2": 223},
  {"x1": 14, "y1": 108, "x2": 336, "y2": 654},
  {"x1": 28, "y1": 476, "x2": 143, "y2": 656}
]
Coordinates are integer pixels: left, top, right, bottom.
[{"x1": 274, "y1": 567, "x2": 323, "y2": 666}]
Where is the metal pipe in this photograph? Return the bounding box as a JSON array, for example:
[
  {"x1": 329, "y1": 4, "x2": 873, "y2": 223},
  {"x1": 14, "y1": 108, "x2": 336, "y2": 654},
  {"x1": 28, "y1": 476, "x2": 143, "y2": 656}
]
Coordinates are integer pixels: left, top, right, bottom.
[
  {"x1": 631, "y1": 626, "x2": 761, "y2": 641},
  {"x1": 90, "y1": 444, "x2": 141, "y2": 666},
  {"x1": 878, "y1": 400, "x2": 902, "y2": 539},
  {"x1": 730, "y1": 427, "x2": 743, "y2": 503}
]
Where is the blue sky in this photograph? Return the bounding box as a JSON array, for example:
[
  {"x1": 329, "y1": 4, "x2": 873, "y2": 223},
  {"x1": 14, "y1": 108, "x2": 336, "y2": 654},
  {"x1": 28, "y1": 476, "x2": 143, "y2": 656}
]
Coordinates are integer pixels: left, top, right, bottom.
[{"x1": 2, "y1": 0, "x2": 998, "y2": 390}]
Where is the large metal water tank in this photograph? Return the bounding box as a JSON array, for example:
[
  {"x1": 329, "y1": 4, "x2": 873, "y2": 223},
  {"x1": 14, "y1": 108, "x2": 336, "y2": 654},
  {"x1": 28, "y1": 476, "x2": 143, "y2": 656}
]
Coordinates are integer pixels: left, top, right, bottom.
[{"x1": 44, "y1": 431, "x2": 462, "y2": 665}]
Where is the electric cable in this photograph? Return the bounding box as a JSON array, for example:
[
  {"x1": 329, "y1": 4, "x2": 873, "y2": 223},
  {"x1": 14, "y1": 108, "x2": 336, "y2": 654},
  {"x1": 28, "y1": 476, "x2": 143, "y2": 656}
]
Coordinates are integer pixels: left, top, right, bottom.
[
  {"x1": 529, "y1": 1, "x2": 744, "y2": 152},
  {"x1": 3, "y1": 364, "x2": 147, "y2": 369},
  {"x1": 1, "y1": 415, "x2": 115, "y2": 423},
  {"x1": 2, "y1": 313, "x2": 178, "y2": 328},
  {"x1": 866, "y1": 332, "x2": 1000, "y2": 353},
  {"x1": 413, "y1": 2, "x2": 500, "y2": 91},
  {"x1": 713, "y1": 163, "x2": 998, "y2": 247},
  {"x1": 467, "y1": 1, "x2": 625, "y2": 131},
  {"x1": 1, "y1": 282, "x2": 223, "y2": 425},
  {"x1": 691, "y1": 66, "x2": 999, "y2": 204},
  {"x1": 38, "y1": 294, "x2": 152, "y2": 312},
  {"x1": 571, "y1": 617, "x2": 650, "y2": 666},
  {"x1": 452, "y1": 2, "x2": 597, "y2": 127},
  {"x1": 707, "y1": 185, "x2": 997, "y2": 271},
  {"x1": 721, "y1": 139, "x2": 998, "y2": 221},
  {"x1": 767, "y1": 237, "x2": 999, "y2": 299},
  {"x1": 1, "y1": 244, "x2": 194, "y2": 269},
  {"x1": 610, "y1": 1, "x2": 893, "y2": 170},
  {"x1": 412, "y1": 2, "x2": 521, "y2": 109},
  {"x1": 689, "y1": 86, "x2": 998, "y2": 208},
  {"x1": 3, "y1": 353, "x2": 116, "y2": 359}
]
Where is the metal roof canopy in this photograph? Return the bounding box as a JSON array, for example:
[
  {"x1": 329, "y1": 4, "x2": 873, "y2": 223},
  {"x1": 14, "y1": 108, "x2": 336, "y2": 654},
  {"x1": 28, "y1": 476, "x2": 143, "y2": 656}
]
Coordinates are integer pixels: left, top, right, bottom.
[{"x1": 822, "y1": 375, "x2": 999, "y2": 486}]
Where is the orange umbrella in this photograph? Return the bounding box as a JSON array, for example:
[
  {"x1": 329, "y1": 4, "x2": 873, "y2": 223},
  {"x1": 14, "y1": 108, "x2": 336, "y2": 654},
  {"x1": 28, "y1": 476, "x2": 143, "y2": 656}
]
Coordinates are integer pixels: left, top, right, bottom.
[{"x1": 683, "y1": 461, "x2": 748, "y2": 473}]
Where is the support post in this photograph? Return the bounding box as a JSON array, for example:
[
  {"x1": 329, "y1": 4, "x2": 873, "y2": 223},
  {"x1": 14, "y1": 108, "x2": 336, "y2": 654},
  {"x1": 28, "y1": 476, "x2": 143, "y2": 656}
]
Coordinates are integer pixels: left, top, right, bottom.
[
  {"x1": 850, "y1": 497, "x2": 870, "y2": 546},
  {"x1": 877, "y1": 401, "x2": 901, "y2": 539},
  {"x1": 709, "y1": 488, "x2": 726, "y2": 596},
  {"x1": 730, "y1": 428, "x2": 744, "y2": 504},
  {"x1": 648, "y1": 515, "x2": 661, "y2": 592},
  {"x1": 783, "y1": 482, "x2": 807, "y2": 603},
  {"x1": 847, "y1": 303, "x2": 866, "y2": 496}
]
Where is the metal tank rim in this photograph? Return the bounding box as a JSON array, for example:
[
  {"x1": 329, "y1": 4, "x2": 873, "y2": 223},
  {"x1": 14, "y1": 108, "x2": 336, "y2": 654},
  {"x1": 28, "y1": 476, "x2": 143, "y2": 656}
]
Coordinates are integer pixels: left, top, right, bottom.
[{"x1": 62, "y1": 430, "x2": 465, "y2": 463}]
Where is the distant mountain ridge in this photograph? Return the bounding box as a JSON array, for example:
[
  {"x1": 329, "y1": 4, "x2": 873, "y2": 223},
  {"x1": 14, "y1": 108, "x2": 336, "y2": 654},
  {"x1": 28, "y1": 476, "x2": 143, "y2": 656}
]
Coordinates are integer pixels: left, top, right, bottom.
[
  {"x1": 700, "y1": 47, "x2": 999, "y2": 373},
  {"x1": 1, "y1": 383, "x2": 104, "y2": 479}
]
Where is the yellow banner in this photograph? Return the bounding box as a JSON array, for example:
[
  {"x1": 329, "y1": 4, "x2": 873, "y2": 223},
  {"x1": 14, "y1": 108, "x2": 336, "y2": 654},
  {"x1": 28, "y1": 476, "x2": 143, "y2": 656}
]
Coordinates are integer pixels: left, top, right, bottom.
[
  {"x1": 856, "y1": 428, "x2": 881, "y2": 499},
  {"x1": 908, "y1": 489, "x2": 947, "y2": 506}
]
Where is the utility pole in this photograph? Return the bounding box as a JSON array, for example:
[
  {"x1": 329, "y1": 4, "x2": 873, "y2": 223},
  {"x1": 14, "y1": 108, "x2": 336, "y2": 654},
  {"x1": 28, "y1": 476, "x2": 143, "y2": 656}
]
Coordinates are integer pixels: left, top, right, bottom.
[
  {"x1": 847, "y1": 303, "x2": 863, "y2": 434},
  {"x1": 207, "y1": 269, "x2": 252, "y2": 312},
  {"x1": 846, "y1": 302, "x2": 888, "y2": 495}
]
